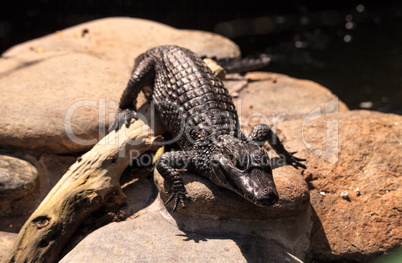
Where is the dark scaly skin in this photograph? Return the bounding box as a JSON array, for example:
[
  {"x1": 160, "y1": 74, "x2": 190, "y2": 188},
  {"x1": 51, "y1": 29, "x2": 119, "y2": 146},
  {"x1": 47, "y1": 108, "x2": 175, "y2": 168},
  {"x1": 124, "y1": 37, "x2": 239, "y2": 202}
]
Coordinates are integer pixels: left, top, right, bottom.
[{"x1": 112, "y1": 45, "x2": 306, "y2": 210}]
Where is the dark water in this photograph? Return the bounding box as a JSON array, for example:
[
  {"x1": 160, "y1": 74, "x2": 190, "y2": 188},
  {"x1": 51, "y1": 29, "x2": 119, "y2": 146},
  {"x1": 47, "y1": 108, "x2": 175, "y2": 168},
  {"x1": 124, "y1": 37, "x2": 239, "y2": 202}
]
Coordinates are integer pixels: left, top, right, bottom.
[
  {"x1": 0, "y1": 0, "x2": 400, "y2": 114},
  {"x1": 229, "y1": 2, "x2": 402, "y2": 114}
]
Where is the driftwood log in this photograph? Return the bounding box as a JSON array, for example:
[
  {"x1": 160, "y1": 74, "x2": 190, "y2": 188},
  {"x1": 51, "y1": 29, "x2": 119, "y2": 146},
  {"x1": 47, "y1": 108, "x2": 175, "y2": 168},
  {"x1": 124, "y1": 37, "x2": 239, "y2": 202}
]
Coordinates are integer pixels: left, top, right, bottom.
[{"x1": 3, "y1": 103, "x2": 165, "y2": 263}]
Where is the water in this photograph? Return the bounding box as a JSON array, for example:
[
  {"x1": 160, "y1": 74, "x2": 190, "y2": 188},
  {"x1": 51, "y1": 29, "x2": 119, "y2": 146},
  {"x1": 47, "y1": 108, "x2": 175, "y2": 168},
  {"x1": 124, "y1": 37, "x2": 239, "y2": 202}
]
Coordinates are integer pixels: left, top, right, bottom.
[{"x1": 223, "y1": 3, "x2": 402, "y2": 114}]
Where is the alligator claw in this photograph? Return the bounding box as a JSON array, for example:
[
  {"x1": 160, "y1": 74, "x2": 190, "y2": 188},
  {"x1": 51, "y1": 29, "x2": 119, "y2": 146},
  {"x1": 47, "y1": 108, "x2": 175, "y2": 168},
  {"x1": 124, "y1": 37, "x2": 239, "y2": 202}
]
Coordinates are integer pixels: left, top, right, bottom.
[
  {"x1": 110, "y1": 108, "x2": 138, "y2": 132},
  {"x1": 121, "y1": 108, "x2": 138, "y2": 129},
  {"x1": 286, "y1": 152, "x2": 307, "y2": 169},
  {"x1": 164, "y1": 191, "x2": 191, "y2": 211}
]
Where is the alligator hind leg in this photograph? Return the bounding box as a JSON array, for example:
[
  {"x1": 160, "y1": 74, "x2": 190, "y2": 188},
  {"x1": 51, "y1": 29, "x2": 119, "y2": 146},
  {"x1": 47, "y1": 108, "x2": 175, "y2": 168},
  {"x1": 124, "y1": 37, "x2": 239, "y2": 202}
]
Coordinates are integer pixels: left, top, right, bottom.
[
  {"x1": 156, "y1": 151, "x2": 193, "y2": 211},
  {"x1": 109, "y1": 53, "x2": 156, "y2": 132},
  {"x1": 247, "y1": 124, "x2": 306, "y2": 169}
]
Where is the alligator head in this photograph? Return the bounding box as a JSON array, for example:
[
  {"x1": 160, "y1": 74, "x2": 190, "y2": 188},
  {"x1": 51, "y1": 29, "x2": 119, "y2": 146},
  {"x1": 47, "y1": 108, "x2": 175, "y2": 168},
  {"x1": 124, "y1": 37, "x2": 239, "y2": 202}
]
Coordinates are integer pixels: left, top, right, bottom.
[{"x1": 209, "y1": 135, "x2": 279, "y2": 206}]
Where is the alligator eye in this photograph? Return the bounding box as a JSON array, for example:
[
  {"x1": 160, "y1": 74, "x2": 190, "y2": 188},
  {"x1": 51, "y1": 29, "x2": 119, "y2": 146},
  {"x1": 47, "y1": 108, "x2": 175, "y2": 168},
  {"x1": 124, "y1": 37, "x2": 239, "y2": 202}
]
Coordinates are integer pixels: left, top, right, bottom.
[
  {"x1": 222, "y1": 147, "x2": 236, "y2": 164},
  {"x1": 227, "y1": 154, "x2": 236, "y2": 164},
  {"x1": 235, "y1": 156, "x2": 248, "y2": 170}
]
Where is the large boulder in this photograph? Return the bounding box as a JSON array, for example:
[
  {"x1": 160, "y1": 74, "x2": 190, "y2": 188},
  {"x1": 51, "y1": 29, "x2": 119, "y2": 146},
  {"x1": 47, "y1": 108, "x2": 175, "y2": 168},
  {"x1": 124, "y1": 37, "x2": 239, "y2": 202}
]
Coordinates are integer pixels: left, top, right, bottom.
[
  {"x1": 277, "y1": 110, "x2": 401, "y2": 262},
  {"x1": 2, "y1": 17, "x2": 240, "y2": 68},
  {"x1": 231, "y1": 72, "x2": 349, "y2": 125},
  {"x1": 0, "y1": 17, "x2": 240, "y2": 154}
]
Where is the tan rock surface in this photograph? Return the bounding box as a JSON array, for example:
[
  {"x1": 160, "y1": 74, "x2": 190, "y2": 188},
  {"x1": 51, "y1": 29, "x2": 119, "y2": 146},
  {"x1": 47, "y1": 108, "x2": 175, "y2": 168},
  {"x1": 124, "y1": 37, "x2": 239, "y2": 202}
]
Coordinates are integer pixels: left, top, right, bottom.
[
  {"x1": 225, "y1": 72, "x2": 349, "y2": 129},
  {"x1": 0, "y1": 231, "x2": 17, "y2": 261},
  {"x1": 0, "y1": 154, "x2": 38, "y2": 201},
  {"x1": 276, "y1": 110, "x2": 402, "y2": 261},
  {"x1": 2, "y1": 17, "x2": 240, "y2": 68},
  {"x1": 0, "y1": 53, "x2": 128, "y2": 153}
]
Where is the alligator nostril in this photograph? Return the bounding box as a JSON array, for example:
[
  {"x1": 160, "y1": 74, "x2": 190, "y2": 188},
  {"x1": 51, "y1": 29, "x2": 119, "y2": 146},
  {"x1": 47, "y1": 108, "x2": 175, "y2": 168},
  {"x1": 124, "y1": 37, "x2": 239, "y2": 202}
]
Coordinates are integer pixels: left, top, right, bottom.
[{"x1": 255, "y1": 190, "x2": 279, "y2": 206}]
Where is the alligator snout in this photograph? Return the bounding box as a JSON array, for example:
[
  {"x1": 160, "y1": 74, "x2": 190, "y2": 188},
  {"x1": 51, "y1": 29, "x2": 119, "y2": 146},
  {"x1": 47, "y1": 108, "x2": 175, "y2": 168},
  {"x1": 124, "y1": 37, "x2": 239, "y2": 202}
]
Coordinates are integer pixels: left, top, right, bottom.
[{"x1": 254, "y1": 187, "x2": 279, "y2": 206}]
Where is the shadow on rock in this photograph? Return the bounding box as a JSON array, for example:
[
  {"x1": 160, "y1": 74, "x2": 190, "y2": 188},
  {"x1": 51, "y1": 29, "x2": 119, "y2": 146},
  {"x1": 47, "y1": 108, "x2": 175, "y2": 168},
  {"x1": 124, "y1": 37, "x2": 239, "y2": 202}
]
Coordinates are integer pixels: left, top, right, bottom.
[
  {"x1": 174, "y1": 224, "x2": 304, "y2": 263},
  {"x1": 61, "y1": 165, "x2": 158, "y2": 258},
  {"x1": 310, "y1": 205, "x2": 331, "y2": 262}
]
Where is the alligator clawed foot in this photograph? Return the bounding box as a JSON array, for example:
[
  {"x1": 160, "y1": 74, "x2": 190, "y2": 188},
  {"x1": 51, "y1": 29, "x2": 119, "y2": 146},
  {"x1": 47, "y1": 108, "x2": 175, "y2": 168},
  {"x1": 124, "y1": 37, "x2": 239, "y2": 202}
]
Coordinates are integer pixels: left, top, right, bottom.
[
  {"x1": 164, "y1": 191, "x2": 191, "y2": 211},
  {"x1": 286, "y1": 152, "x2": 307, "y2": 169},
  {"x1": 114, "y1": 108, "x2": 138, "y2": 131}
]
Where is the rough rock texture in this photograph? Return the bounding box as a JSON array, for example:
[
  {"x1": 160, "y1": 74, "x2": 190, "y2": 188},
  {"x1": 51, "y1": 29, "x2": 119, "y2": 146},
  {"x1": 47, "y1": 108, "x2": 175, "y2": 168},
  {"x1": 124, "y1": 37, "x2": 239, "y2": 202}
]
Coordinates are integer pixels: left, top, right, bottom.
[
  {"x1": 225, "y1": 72, "x2": 349, "y2": 127},
  {"x1": 60, "y1": 198, "x2": 308, "y2": 263},
  {"x1": 0, "y1": 17, "x2": 240, "y2": 154},
  {"x1": 0, "y1": 152, "x2": 75, "y2": 217},
  {"x1": 154, "y1": 165, "x2": 309, "y2": 220},
  {"x1": 2, "y1": 17, "x2": 240, "y2": 68},
  {"x1": 0, "y1": 53, "x2": 128, "y2": 153},
  {"x1": 0, "y1": 231, "x2": 17, "y2": 261},
  {"x1": 223, "y1": 71, "x2": 350, "y2": 171},
  {"x1": 276, "y1": 110, "x2": 401, "y2": 262},
  {"x1": 0, "y1": 154, "x2": 38, "y2": 201}
]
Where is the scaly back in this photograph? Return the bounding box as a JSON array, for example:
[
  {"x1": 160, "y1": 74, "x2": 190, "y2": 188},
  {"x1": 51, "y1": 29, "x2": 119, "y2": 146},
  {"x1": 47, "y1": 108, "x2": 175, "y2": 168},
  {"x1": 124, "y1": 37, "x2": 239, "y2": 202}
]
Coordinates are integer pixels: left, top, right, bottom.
[{"x1": 146, "y1": 46, "x2": 241, "y2": 149}]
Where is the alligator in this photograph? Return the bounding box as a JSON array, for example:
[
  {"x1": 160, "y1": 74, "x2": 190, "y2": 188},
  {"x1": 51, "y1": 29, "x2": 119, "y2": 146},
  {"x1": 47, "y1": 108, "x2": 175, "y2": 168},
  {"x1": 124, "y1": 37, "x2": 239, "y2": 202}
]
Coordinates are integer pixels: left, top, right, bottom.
[{"x1": 111, "y1": 45, "x2": 306, "y2": 210}]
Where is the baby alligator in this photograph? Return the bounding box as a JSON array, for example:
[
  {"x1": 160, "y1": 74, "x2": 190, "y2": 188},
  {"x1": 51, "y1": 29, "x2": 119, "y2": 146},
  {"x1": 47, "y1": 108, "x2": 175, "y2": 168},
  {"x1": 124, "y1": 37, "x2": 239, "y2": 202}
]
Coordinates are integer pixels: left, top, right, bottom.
[{"x1": 111, "y1": 45, "x2": 306, "y2": 210}]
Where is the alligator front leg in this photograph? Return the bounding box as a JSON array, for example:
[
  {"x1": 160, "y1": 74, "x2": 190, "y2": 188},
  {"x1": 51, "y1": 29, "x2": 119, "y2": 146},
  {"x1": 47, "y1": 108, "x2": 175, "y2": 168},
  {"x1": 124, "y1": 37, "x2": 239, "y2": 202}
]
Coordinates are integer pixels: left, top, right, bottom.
[
  {"x1": 109, "y1": 53, "x2": 155, "y2": 132},
  {"x1": 156, "y1": 151, "x2": 193, "y2": 211},
  {"x1": 247, "y1": 124, "x2": 306, "y2": 169}
]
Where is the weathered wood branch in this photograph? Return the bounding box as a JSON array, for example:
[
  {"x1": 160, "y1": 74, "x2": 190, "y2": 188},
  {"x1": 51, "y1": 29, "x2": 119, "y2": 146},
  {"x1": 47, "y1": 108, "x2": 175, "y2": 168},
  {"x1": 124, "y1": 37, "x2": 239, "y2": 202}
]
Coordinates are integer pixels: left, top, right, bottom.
[{"x1": 3, "y1": 103, "x2": 165, "y2": 263}]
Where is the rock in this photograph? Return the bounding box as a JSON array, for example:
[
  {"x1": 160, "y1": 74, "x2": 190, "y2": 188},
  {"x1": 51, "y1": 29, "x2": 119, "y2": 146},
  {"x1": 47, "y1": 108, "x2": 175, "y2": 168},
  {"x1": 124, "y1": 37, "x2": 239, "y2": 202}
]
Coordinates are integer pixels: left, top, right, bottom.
[
  {"x1": 0, "y1": 17, "x2": 240, "y2": 154},
  {"x1": 60, "y1": 199, "x2": 308, "y2": 263},
  {"x1": 60, "y1": 166, "x2": 158, "y2": 257},
  {"x1": 2, "y1": 17, "x2": 240, "y2": 69},
  {"x1": 0, "y1": 154, "x2": 38, "y2": 201},
  {"x1": 226, "y1": 72, "x2": 349, "y2": 128},
  {"x1": 0, "y1": 53, "x2": 128, "y2": 153},
  {"x1": 0, "y1": 231, "x2": 17, "y2": 261},
  {"x1": 154, "y1": 165, "x2": 309, "y2": 220},
  {"x1": 0, "y1": 151, "x2": 75, "y2": 219},
  {"x1": 276, "y1": 110, "x2": 402, "y2": 262}
]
